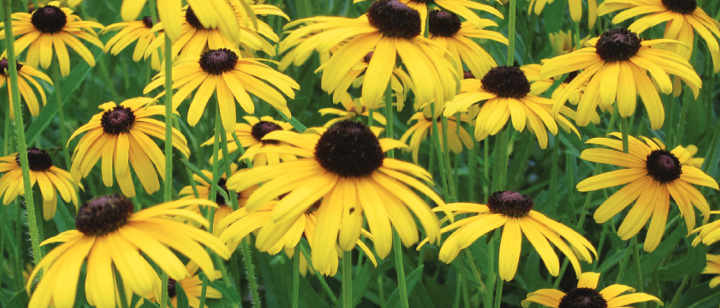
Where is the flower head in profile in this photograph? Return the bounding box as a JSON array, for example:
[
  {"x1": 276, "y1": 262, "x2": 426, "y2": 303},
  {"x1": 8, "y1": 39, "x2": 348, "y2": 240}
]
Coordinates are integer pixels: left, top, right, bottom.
[
  {"x1": 318, "y1": 95, "x2": 387, "y2": 128},
  {"x1": 0, "y1": 148, "x2": 78, "y2": 220},
  {"x1": 26, "y1": 195, "x2": 230, "y2": 308},
  {"x1": 144, "y1": 48, "x2": 299, "y2": 132},
  {"x1": 400, "y1": 107, "x2": 473, "y2": 164},
  {"x1": 523, "y1": 64, "x2": 597, "y2": 122},
  {"x1": 541, "y1": 28, "x2": 702, "y2": 129},
  {"x1": 281, "y1": 0, "x2": 458, "y2": 109},
  {"x1": 434, "y1": 191, "x2": 596, "y2": 281},
  {"x1": 549, "y1": 30, "x2": 590, "y2": 55},
  {"x1": 598, "y1": 0, "x2": 720, "y2": 72},
  {"x1": 577, "y1": 134, "x2": 719, "y2": 252},
  {"x1": 0, "y1": 1, "x2": 103, "y2": 76},
  {"x1": 68, "y1": 97, "x2": 190, "y2": 197},
  {"x1": 444, "y1": 65, "x2": 579, "y2": 149},
  {"x1": 702, "y1": 254, "x2": 720, "y2": 288},
  {"x1": 0, "y1": 59, "x2": 52, "y2": 118},
  {"x1": 102, "y1": 16, "x2": 162, "y2": 71},
  {"x1": 522, "y1": 272, "x2": 662, "y2": 308},
  {"x1": 140, "y1": 262, "x2": 222, "y2": 308},
  {"x1": 529, "y1": 0, "x2": 599, "y2": 28},
  {"x1": 226, "y1": 120, "x2": 445, "y2": 274}
]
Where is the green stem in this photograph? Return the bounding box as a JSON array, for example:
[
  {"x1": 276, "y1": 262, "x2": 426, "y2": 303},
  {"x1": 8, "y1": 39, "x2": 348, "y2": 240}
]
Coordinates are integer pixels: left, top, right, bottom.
[
  {"x1": 507, "y1": 0, "x2": 517, "y2": 65},
  {"x1": 468, "y1": 139, "x2": 478, "y2": 202},
  {"x1": 384, "y1": 84, "x2": 394, "y2": 154},
  {"x1": 292, "y1": 245, "x2": 301, "y2": 308},
  {"x1": 631, "y1": 238, "x2": 645, "y2": 308},
  {"x1": 162, "y1": 31, "x2": 174, "y2": 202},
  {"x1": 453, "y1": 269, "x2": 462, "y2": 308},
  {"x1": 494, "y1": 278, "x2": 503, "y2": 308},
  {"x1": 3, "y1": 0, "x2": 42, "y2": 265},
  {"x1": 393, "y1": 232, "x2": 409, "y2": 308},
  {"x1": 116, "y1": 268, "x2": 131, "y2": 308},
  {"x1": 491, "y1": 128, "x2": 510, "y2": 192},
  {"x1": 342, "y1": 250, "x2": 353, "y2": 308},
  {"x1": 377, "y1": 275, "x2": 385, "y2": 308},
  {"x1": 430, "y1": 104, "x2": 450, "y2": 200},
  {"x1": 620, "y1": 116, "x2": 629, "y2": 154},
  {"x1": 483, "y1": 234, "x2": 497, "y2": 308},
  {"x1": 241, "y1": 240, "x2": 262, "y2": 307},
  {"x1": 483, "y1": 138, "x2": 489, "y2": 200},
  {"x1": 441, "y1": 116, "x2": 456, "y2": 201},
  {"x1": 667, "y1": 276, "x2": 689, "y2": 308},
  {"x1": 299, "y1": 243, "x2": 339, "y2": 305},
  {"x1": 50, "y1": 64, "x2": 71, "y2": 170}
]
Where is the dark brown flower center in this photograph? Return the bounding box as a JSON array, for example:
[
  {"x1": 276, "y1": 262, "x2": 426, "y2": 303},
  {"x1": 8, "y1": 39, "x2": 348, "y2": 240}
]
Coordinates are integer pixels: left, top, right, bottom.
[
  {"x1": 481, "y1": 66, "x2": 531, "y2": 98},
  {"x1": 662, "y1": 0, "x2": 697, "y2": 14},
  {"x1": 315, "y1": 120, "x2": 384, "y2": 177},
  {"x1": 199, "y1": 49, "x2": 238, "y2": 75},
  {"x1": 487, "y1": 190, "x2": 534, "y2": 217},
  {"x1": 31, "y1": 5, "x2": 67, "y2": 33},
  {"x1": 363, "y1": 51, "x2": 375, "y2": 64},
  {"x1": 429, "y1": 10, "x2": 461, "y2": 37},
  {"x1": 595, "y1": 29, "x2": 641, "y2": 62},
  {"x1": 167, "y1": 278, "x2": 177, "y2": 298},
  {"x1": 646, "y1": 150, "x2": 682, "y2": 183},
  {"x1": 75, "y1": 195, "x2": 134, "y2": 236},
  {"x1": 0, "y1": 59, "x2": 23, "y2": 76},
  {"x1": 214, "y1": 178, "x2": 230, "y2": 206},
  {"x1": 142, "y1": 16, "x2": 154, "y2": 29},
  {"x1": 559, "y1": 288, "x2": 608, "y2": 308},
  {"x1": 101, "y1": 106, "x2": 136, "y2": 134},
  {"x1": 367, "y1": 0, "x2": 422, "y2": 39},
  {"x1": 463, "y1": 71, "x2": 475, "y2": 79},
  {"x1": 564, "y1": 71, "x2": 579, "y2": 84},
  {"x1": 251, "y1": 121, "x2": 282, "y2": 145},
  {"x1": 185, "y1": 6, "x2": 208, "y2": 30},
  {"x1": 18, "y1": 147, "x2": 53, "y2": 171}
]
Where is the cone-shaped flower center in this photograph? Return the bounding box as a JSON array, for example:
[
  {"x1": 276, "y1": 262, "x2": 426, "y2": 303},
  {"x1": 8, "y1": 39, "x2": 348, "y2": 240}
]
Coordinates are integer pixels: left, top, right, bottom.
[
  {"x1": 200, "y1": 49, "x2": 238, "y2": 75},
  {"x1": 19, "y1": 147, "x2": 53, "y2": 171},
  {"x1": 167, "y1": 278, "x2": 177, "y2": 298},
  {"x1": 31, "y1": 5, "x2": 67, "y2": 33},
  {"x1": 0, "y1": 59, "x2": 23, "y2": 76},
  {"x1": 142, "y1": 16, "x2": 154, "y2": 29},
  {"x1": 367, "y1": 0, "x2": 422, "y2": 39},
  {"x1": 75, "y1": 195, "x2": 134, "y2": 236},
  {"x1": 429, "y1": 11, "x2": 461, "y2": 37},
  {"x1": 185, "y1": 6, "x2": 208, "y2": 30},
  {"x1": 646, "y1": 150, "x2": 682, "y2": 183},
  {"x1": 559, "y1": 288, "x2": 608, "y2": 308},
  {"x1": 481, "y1": 66, "x2": 531, "y2": 98},
  {"x1": 251, "y1": 121, "x2": 282, "y2": 144},
  {"x1": 595, "y1": 29, "x2": 641, "y2": 62},
  {"x1": 215, "y1": 178, "x2": 230, "y2": 206},
  {"x1": 101, "y1": 106, "x2": 136, "y2": 134},
  {"x1": 564, "y1": 71, "x2": 579, "y2": 84},
  {"x1": 315, "y1": 120, "x2": 384, "y2": 178},
  {"x1": 662, "y1": 0, "x2": 697, "y2": 14},
  {"x1": 487, "y1": 190, "x2": 534, "y2": 217}
]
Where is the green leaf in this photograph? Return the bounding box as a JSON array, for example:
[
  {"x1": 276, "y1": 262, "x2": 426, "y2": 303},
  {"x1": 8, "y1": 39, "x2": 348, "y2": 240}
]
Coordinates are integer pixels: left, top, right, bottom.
[
  {"x1": 387, "y1": 265, "x2": 432, "y2": 308},
  {"x1": 6, "y1": 290, "x2": 28, "y2": 308},
  {"x1": 175, "y1": 280, "x2": 190, "y2": 308}
]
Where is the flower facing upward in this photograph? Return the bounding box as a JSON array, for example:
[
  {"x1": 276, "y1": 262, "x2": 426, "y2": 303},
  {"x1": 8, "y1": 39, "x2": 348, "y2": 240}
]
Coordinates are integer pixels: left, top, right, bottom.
[
  {"x1": 102, "y1": 16, "x2": 162, "y2": 71},
  {"x1": 598, "y1": 0, "x2": 720, "y2": 72},
  {"x1": 26, "y1": 195, "x2": 230, "y2": 308},
  {"x1": 0, "y1": 1, "x2": 103, "y2": 76},
  {"x1": 281, "y1": 0, "x2": 458, "y2": 109},
  {"x1": 0, "y1": 148, "x2": 78, "y2": 220},
  {"x1": 522, "y1": 272, "x2": 662, "y2": 308},
  {"x1": 0, "y1": 59, "x2": 52, "y2": 118},
  {"x1": 444, "y1": 65, "x2": 579, "y2": 149},
  {"x1": 541, "y1": 28, "x2": 702, "y2": 129},
  {"x1": 226, "y1": 120, "x2": 445, "y2": 273},
  {"x1": 528, "y1": 0, "x2": 599, "y2": 28},
  {"x1": 144, "y1": 48, "x2": 299, "y2": 132},
  {"x1": 577, "y1": 134, "x2": 719, "y2": 252},
  {"x1": 68, "y1": 97, "x2": 190, "y2": 197},
  {"x1": 435, "y1": 191, "x2": 596, "y2": 281}
]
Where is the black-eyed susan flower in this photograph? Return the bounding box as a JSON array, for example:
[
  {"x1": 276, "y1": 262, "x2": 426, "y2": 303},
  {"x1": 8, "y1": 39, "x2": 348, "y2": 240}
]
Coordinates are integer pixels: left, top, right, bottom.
[
  {"x1": 523, "y1": 64, "x2": 590, "y2": 110},
  {"x1": 144, "y1": 48, "x2": 299, "y2": 132},
  {"x1": 598, "y1": 0, "x2": 720, "y2": 72},
  {"x1": 400, "y1": 107, "x2": 473, "y2": 164},
  {"x1": 319, "y1": 95, "x2": 386, "y2": 128},
  {"x1": 355, "y1": 0, "x2": 504, "y2": 30},
  {"x1": 26, "y1": 195, "x2": 230, "y2": 308},
  {"x1": 428, "y1": 10, "x2": 508, "y2": 79},
  {"x1": 68, "y1": 97, "x2": 190, "y2": 197},
  {"x1": 444, "y1": 65, "x2": 579, "y2": 149},
  {"x1": 226, "y1": 120, "x2": 445, "y2": 274},
  {"x1": 577, "y1": 133, "x2": 719, "y2": 252},
  {"x1": 0, "y1": 59, "x2": 52, "y2": 118},
  {"x1": 541, "y1": 28, "x2": 702, "y2": 130},
  {"x1": 435, "y1": 191, "x2": 596, "y2": 281},
  {"x1": 549, "y1": 30, "x2": 590, "y2": 55},
  {"x1": 0, "y1": 1, "x2": 103, "y2": 76},
  {"x1": 201, "y1": 115, "x2": 297, "y2": 166},
  {"x1": 281, "y1": 0, "x2": 458, "y2": 108},
  {"x1": 102, "y1": 16, "x2": 161, "y2": 71},
  {"x1": 702, "y1": 254, "x2": 720, "y2": 288},
  {"x1": 529, "y1": 0, "x2": 598, "y2": 27},
  {"x1": 691, "y1": 211, "x2": 720, "y2": 247},
  {"x1": 140, "y1": 262, "x2": 222, "y2": 308},
  {"x1": 0, "y1": 148, "x2": 78, "y2": 220},
  {"x1": 521, "y1": 272, "x2": 662, "y2": 308}
]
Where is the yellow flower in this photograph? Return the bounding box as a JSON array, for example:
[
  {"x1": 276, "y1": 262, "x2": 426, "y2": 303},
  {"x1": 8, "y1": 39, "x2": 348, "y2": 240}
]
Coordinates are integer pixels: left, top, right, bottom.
[
  {"x1": 522, "y1": 272, "x2": 662, "y2": 308},
  {"x1": 26, "y1": 195, "x2": 230, "y2": 308},
  {"x1": 102, "y1": 17, "x2": 162, "y2": 71},
  {"x1": 0, "y1": 1, "x2": 103, "y2": 76},
  {"x1": 0, "y1": 59, "x2": 52, "y2": 118},
  {"x1": 68, "y1": 97, "x2": 190, "y2": 197},
  {"x1": 435, "y1": 191, "x2": 596, "y2": 281},
  {"x1": 400, "y1": 108, "x2": 473, "y2": 164},
  {"x1": 528, "y1": 0, "x2": 598, "y2": 28},
  {"x1": 577, "y1": 133, "x2": 719, "y2": 252},
  {"x1": 355, "y1": 0, "x2": 504, "y2": 30},
  {"x1": 319, "y1": 95, "x2": 386, "y2": 128},
  {"x1": 541, "y1": 28, "x2": 702, "y2": 130},
  {"x1": 703, "y1": 254, "x2": 720, "y2": 288},
  {"x1": 549, "y1": 30, "x2": 590, "y2": 55},
  {"x1": 0, "y1": 148, "x2": 79, "y2": 220},
  {"x1": 140, "y1": 262, "x2": 223, "y2": 308}
]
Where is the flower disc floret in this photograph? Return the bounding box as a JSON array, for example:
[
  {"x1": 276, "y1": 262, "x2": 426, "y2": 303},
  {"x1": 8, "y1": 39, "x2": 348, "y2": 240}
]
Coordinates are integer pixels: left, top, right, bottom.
[
  {"x1": 646, "y1": 150, "x2": 682, "y2": 183},
  {"x1": 661, "y1": 0, "x2": 697, "y2": 14},
  {"x1": 0, "y1": 59, "x2": 23, "y2": 76},
  {"x1": 429, "y1": 10, "x2": 461, "y2": 37},
  {"x1": 142, "y1": 16, "x2": 154, "y2": 29},
  {"x1": 215, "y1": 178, "x2": 230, "y2": 206},
  {"x1": 21, "y1": 147, "x2": 53, "y2": 171},
  {"x1": 185, "y1": 6, "x2": 207, "y2": 30},
  {"x1": 251, "y1": 121, "x2": 283, "y2": 144},
  {"x1": 481, "y1": 66, "x2": 531, "y2": 98},
  {"x1": 595, "y1": 28, "x2": 641, "y2": 62},
  {"x1": 167, "y1": 279, "x2": 177, "y2": 298},
  {"x1": 487, "y1": 190, "x2": 534, "y2": 217},
  {"x1": 314, "y1": 120, "x2": 384, "y2": 178},
  {"x1": 199, "y1": 48, "x2": 238, "y2": 75},
  {"x1": 75, "y1": 195, "x2": 134, "y2": 236},
  {"x1": 558, "y1": 288, "x2": 608, "y2": 308},
  {"x1": 367, "y1": 0, "x2": 422, "y2": 39},
  {"x1": 101, "y1": 106, "x2": 136, "y2": 134},
  {"x1": 31, "y1": 4, "x2": 67, "y2": 33}
]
